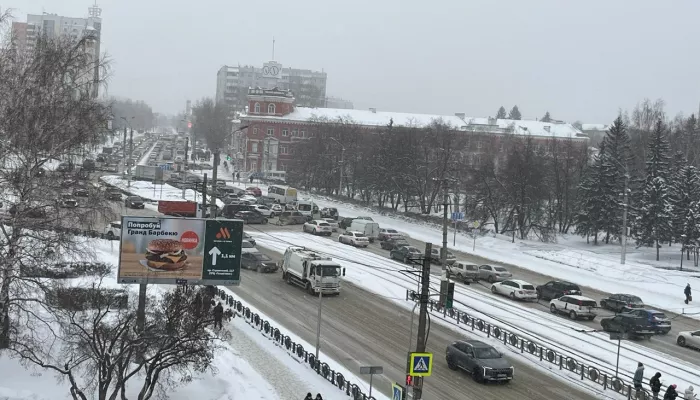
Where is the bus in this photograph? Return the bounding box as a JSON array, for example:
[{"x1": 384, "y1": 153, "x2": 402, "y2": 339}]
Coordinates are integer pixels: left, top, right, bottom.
[{"x1": 267, "y1": 185, "x2": 297, "y2": 204}]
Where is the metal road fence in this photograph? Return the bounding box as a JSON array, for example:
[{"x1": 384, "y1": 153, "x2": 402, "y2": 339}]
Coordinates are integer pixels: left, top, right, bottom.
[
  {"x1": 405, "y1": 290, "x2": 664, "y2": 400},
  {"x1": 214, "y1": 288, "x2": 377, "y2": 400}
]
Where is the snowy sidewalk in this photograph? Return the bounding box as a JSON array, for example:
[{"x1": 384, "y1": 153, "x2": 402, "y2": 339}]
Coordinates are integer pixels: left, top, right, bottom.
[{"x1": 223, "y1": 318, "x2": 315, "y2": 400}]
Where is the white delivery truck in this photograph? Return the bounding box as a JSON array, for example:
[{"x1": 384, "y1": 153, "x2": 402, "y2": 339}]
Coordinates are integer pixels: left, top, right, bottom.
[
  {"x1": 134, "y1": 165, "x2": 163, "y2": 181},
  {"x1": 349, "y1": 219, "x2": 380, "y2": 243},
  {"x1": 293, "y1": 198, "x2": 320, "y2": 220},
  {"x1": 281, "y1": 246, "x2": 344, "y2": 295}
]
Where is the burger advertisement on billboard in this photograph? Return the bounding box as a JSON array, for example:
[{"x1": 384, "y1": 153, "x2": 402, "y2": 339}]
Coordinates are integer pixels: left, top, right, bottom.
[{"x1": 117, "y1": 216, "x2": 242, "y2": 285}]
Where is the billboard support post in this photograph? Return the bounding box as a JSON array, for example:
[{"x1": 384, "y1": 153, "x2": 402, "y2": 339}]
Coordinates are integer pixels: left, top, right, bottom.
[{"x1": 136, "y1": 282, "x2": 147, "y2": 332}]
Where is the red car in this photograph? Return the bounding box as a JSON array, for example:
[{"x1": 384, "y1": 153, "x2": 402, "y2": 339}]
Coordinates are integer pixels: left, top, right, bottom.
[{"x1": 246, "y1": 187, "x2": 262, "y2": 197}]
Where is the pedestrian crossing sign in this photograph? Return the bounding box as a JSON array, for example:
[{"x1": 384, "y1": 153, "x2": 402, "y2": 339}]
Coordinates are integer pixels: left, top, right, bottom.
[
  {"x1": 391, "y1": 383, "x2": 404, "y2": 400},
  {"x1": 409, "y1": 352, "x2": 433, "y2": 377}
]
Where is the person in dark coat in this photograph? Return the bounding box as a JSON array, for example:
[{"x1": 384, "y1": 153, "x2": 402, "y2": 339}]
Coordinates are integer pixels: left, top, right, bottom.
[
  {"x1": 213, "y1": 302, "x2": 224, "y2": 330},
  {"x1": 303, "y1": 393, "x2": 313, "y2": 400},
  {"x1": 314, "y1": 394, "x2": 323, "y2": 400},
  {"x1": 685, "y1": 284, "x2": 692, "y2": 304},
  {"x1": 249, "y1": 175, "x2": 254, "y2": 183},
  {"x1": 664, "y1": 384, "x2": 678, "y2": 400},
  {"x1": 649, "y1": 372, "x2": 662, "y2": 399}
]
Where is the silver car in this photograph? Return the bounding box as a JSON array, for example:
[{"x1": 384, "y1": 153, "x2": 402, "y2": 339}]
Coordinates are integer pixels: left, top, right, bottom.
[{"x1": 478, "y1": 265, "x2": 512, "y2": 283}]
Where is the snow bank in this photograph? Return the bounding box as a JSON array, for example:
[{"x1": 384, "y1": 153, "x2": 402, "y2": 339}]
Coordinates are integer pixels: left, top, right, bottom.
[{"x1": 100, "y1": 174, "x2": 224, "y2": 207}]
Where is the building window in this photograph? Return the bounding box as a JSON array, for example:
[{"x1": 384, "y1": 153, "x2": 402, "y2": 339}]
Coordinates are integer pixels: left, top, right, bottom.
[
  {"x1": 291, "y1": 129, "x2": 298, "y2": 137},
  {"x1": 300, "y1": 130, "x2": 306, "y2": 138},
  {"x1": 280, "y1": 146, "x2": 288, "y2": 154},
  {"x1": 282, "y1": 129, "x2": 288, "y2": 137},
  {"x1": 252, "y1": 143, "x2": 258, "y2": 152},
  {"x1": 253, "y1": 127, "x2": 258, "y2": 135},
  {"x1": 268, "y1": 103, "x2": 276, "y2": 114},
  {"x1": 499, "y1": 143, "x2": 504, "y2": 152},
  {"x1": 477, "y1": 141, "x2": 483, "y2": 149},
  {"x1": 310, "y1": 131, "x2": 316, "y2": 138},
  {"x1": 280, "y1": 164, "x2": 286, "y2": 171},
  {"x1": 267, "y1": 128, "x2": 274, "y2": 136},
  {"x1": 254, "y1": 103, "x2": 260, "y2": 113}
]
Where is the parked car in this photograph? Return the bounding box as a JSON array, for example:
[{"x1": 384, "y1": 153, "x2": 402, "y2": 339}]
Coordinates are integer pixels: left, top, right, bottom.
[
  {"x1": 447, "y1": 262, "x2": 479, "y2": 284},
  {"x1": 600, "y1": 294, "x2": 645, "y2": 313},
  {"x1": 246, "y1": 187, "x2": 262, "y2": 197},
  {"x1": 621, "y1": 309, "x2": 672, "y2": 334},
  {"x1": 105, "y1": 189, "x2": 122, "y2": 201},
  {"x1": 445, "y1": 340, "x2": 514, "y2": 383},
  {"x1": 241, "y1": 240, "x2": 259, "y2": 254},
  {"x1": 323, "y1": 218, "x2": 339, "y2": 232},
  {"x1": 251, "y1": 204, "x2": 273, "y2": 217},
  {"x1": 429, "y1": 248, "x2": 457, "y2": 265},
  {"x1": 390, "y1": 245, "x2": 422, "y2": 264},
  {"x1": 241, "y1": 252, "x2": 278, "y2": 273},
  {"x1": 124, "y1": 196, "x2": 145, "y2": 209},
  {"x1": 378, "y1": 228, "x2": 401, "y2": 241},
  {"x1": 549, "y1": 295, "x2": 598, "y2": 320},
  {"x1": 339, "y1": 217, "x2": 356, "y2": 230},
  {"x1": 222, "y1": 204, "x2": 256, "y2": 219},
  {"x1": 356, "y1": 216, "x2": 374, "y2": 221},
  {"x1": 676, "y1": 330, "x2": 700, "y2": 349},
  {"x1": 320, "y1": 207, "x2": 339, "y2": 220},
  {"x1": 103, "y1": 221, "x2": 121, "y2": 240},
  {"x1": 477, "y1": 265, "x2": 512, "y2": 283},
  {"x1": 235, "y1": 211, "x2": 268, "y2": 224},
  {"x1": 600, "y1": 314, "x2": 657, "y2": 340},
  {"x1": 243, "y1": 232, "x2": 256, "y2": 246},
  {"x1": 380, "y1": 236, "x2": 410, "y2": 250},
  {"x1": 278, "y1": 211, "x2": 306, "y2": 225},
  {"x1": 536, "y1": 281, "x2": 582, "y2": 301},
  {"x1": 491, "y1": 280, "x2": 537, "y2": 301},
  {"x1": 303, "y1": 220, "x2": 333, "y2": 236},
  {"x1": 8, "y1": 204, "x2": 48, "y2": 219},
  {"x1": 338, "y1": 231, "x2": 370, "y2": 247},
  {"x1": 59, "y1": 194, "x2": 78, "y2": 208},
  {"x1": 72, "y1": 187, "x2": 89, "y2": 197}
]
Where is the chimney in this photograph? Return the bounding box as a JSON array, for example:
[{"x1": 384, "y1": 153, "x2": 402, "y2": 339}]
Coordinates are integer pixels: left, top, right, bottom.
[
  {"x1": 454, "y1": 112, "x2": 465, "y2": 119},
  {"x1": 369, "y1": 108, "x2": 376, "y2": 113},
  {"x1": 488, "y1": 117, "x2": 497, "y2": 125}
]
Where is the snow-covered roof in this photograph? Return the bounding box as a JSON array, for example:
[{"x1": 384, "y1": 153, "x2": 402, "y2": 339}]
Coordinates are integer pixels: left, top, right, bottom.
[
  {"x1": 243, "y1": 107, "x2": 586, "y2": 139},
  {"x1": 581, "y1": 123, "x2": 610, "y2": 132}
]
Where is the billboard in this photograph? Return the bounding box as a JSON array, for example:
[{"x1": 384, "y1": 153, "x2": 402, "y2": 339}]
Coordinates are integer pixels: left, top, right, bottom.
[
  {"x1": 262, "y1": 61, "x2": 283, "y2": 79},
  {"x1": 117, "y1": 216, "x2": 243, "y2": 285}
]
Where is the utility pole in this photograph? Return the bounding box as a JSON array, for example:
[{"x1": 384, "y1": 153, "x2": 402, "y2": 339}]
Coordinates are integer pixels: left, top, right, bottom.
[
  {"x1": 439, "y1": 180, "x2": 450, "y2": 306},
  {"x1": 338, "y1": 146, "x2": 345, "y2": 196},
  {"x1": 211, "y1": 150, "x2": 219, "y2": 218},
  {"x1": 122, "y1": 125, "x2": 127, "y2": 174},
  {"x1": 412, "y1": 243, "x2": 432, "y2": 400},
  {"x1": 127, "y1": 127, "x2": 133, "y2": 187},
  {"x1": 315, "y1": 284, "x2": 323, "y2": 366},
  {"x1": 621, "y1": 172, "x2": 629, "y2": 265}
]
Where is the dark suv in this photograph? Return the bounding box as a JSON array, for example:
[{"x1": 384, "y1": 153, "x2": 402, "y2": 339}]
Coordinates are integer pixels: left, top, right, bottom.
[
  {"x1": 536, "y1": 281, "x2": 582, "y2": 301},
  {"x1": 222, "y1": 204, "x2": 256, "y2": 219},
  {"x1": 446, "y1": 340, "x2": 514, "y2": 383},
  {"x1": 339, "y1": 217, "x2": 355, "y2": 230},
  {"x1": 622, "y1": 309, "x2": 672, "y2": 334},
  {"x1": 124, "y1": 196, "x2": 145, "y2": 209},
  {"x1": 600, "y1": 314, "x2": 657, "y2": 339},
  {"x1": 600, "y1": 293, "x2": 645, "y2": 313}
]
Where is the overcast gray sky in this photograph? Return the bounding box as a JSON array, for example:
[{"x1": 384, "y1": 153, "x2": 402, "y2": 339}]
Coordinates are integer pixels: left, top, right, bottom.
[{"x1": 12, "y1": 0, "x2": 700, "y2": 123}]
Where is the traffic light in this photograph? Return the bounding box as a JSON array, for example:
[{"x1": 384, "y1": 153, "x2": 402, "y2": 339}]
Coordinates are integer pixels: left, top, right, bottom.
[
  {"x1": 446, "y1": 282, "x2": 455, "y2": 309},
  {"x1": 405, "y1": 375, "x2": 412, "y2": 386},
  {"x1": 226, "y1": 154, "x2": 232, "y2": 161}
]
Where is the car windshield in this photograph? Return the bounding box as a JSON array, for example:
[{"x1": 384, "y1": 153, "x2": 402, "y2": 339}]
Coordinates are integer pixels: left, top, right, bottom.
[
  {"x1": 408, "y1": 247, "x2": 420, "y2": 253},
  {"x1": 355, "y1": 233, "x2": 367, "y2": 238},
  {"x1": 474, "y1": 347, "x2": 501, "y2": 359},
  {"x1": 387, "y1": 229, "x2": 398, "y2": 233},
  {"x1": 651, "y1": 312, "x2": 666, "y2": 319},
  {"x1": 495, "y1": 267, "x2": 508, "y2": 272},
  {"x1": 298, "y1": 204, "x2": 312, "y2": 211},
  {"x1": 252, "y1": 253, "x2": 271, "y2": 261},
  {"x1": 319, "y1": 223, "x2": 330, "y2": 226},
  {"x1": 316, "y1": 265, "x2": 340, "y2": 277},
  {"x1": 128, "y1": 197, "x2": 141, "y2": 201},
  {"x1": 522, "y1": 284, "x2": 535, "y2": 290},
  {"x1": 629, "y1": 296, "x2": 643, "y2": 303},
  {"x1": 241, "y1": 241, "x2": 254, "y2": 248},
  {"x1": 111, "y1": 223, "x2": 121, "y2": 229}
]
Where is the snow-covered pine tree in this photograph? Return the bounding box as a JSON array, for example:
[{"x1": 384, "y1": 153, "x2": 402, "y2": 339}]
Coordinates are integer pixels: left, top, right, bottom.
[
  {"x1": 496, "y1": 106, "x2": 507, "y2": 119},
  {"x1": 635, "y1": 120, "x2": 672, "y2": 260},
  {"x1": 541, "y1": 111, "x2": 552, "y2": 122},
  {"x1": 574, "y1": 147, "x2": 607, "y2": 244},
  {"x1": 671, "y1": 161, "x2": 700, "y2": 247},
  {"x1": 598, "y1": 115, "x2": 634, "y2": 243},
  {"x1": 683, "y1": 200, "x2": 700, "y2": 264},
  {"x1": 508, "y1": 105, "x2": 522, "y2": 120}
]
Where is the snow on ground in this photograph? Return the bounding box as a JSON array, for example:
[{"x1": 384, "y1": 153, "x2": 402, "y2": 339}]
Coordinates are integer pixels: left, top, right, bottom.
[
  {"x1": 220, "y1": 179, "x2": 700, "y2": 319},
  {"x1": 247, "y1": 230, "x2": 700, "y2": 396},
  {"x1": 0, "y1": 237, "x2": 370, "y2": 400},
  {"x1": 100, "y1": 174, "x2": 224, "y2": 208}
]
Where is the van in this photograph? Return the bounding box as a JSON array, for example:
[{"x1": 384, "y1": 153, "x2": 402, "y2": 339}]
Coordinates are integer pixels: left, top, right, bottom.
[{"x1": 349, "y1": 219, "x2": 380, "y2": 243}]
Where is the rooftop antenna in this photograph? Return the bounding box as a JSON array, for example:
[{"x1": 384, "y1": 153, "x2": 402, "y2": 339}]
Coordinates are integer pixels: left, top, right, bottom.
[
  {"x1": 88, "y1": 1, "x2": 102, "y2": 18},
  {"x1": 272, "y1": 37, "x2": 275, "y2": 60}
]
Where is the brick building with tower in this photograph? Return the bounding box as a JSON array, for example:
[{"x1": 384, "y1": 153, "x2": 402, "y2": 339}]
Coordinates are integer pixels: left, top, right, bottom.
[{"x1": 237, "y1": 88, "x2": 589, "y2": 177}]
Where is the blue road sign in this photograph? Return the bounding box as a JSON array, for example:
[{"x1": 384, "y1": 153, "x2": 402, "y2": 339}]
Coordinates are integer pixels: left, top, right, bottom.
[
  {"x1": 451, "y1": 212, "x2": 464, "y2": 221},
  {"x1": 159, "y1": 164, "x2": 171, "y2": 171},
  {"x1": 392, "y1": 383, "x2": 404, "y2": 400},
  {"x1": 409, "y1": 352, "x2": 433, "y2": 377}
]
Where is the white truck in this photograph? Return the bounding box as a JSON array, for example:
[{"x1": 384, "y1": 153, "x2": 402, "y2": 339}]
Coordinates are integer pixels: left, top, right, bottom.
[
  {"x1": 281, "y1": 246, "x2": 344, "y2": 295},
  {"x1": 134, "y1": 165, "x2": 163, "y2": 181},
  {"x1": 349, "y1": 219, "x2": 381, "y2": 243}
]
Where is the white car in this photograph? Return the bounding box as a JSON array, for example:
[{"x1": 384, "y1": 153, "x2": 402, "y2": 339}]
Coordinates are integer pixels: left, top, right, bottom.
[
  {"x1": 303, "y1": 220, "x2": 333, "y2": 236},
  {"x1": 104, "y1": 221, "x2": 121, "y2": 240},
  {"x1": 549, "y1": 295, "x2": 598, "y2": 320},
  {"x1": 252, "y1": 205, "x2": 273, "y2": 217},
  {"x1": 240, "y1": 194, "x2": 257, "y2": 203},
  {"x1": 677, "y1": 330, "x2": 700, "y2": 349},
  {"x1": 323, "y1": 218, "x2": 339, "y2": 232},
  {"x1": 490, "y1": 280, "x2": 538, "y2": 301},
  {"x1": 338, "y1": 231, "x2": 370, "y2": 247},
  {"x1": 270, "y1": 204, "x2": 283, "y2": 213}
]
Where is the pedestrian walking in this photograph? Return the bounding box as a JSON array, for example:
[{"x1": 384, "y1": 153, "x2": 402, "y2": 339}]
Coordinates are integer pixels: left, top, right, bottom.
[
  {"x1": 685, "y1": 284, "x2": 692, "y2": 304},
  {"x1": 249, "y1": 175, "x2": 254, "y2": 183},
  {"x1": 213, "y1": 302, "x2": 224, "y2": 330},
  {"x1": 664, "y1": 384, "x2": 678, "y2": 400},
  {"x1": 633, "y1": 362, "x2": 645, "y2": 399},
  {"x1": 649, "y1": 372, "x2": 662, "y2": 400},
  {"x1": 314, "y1": 394, "x2": 323, "y2": 400},
  {"x1": 303, "y1": 393, "x2": 313, "y2": 400},
  {"x1": 685, "y1": 386, "x2": 695, "y2": 399}
]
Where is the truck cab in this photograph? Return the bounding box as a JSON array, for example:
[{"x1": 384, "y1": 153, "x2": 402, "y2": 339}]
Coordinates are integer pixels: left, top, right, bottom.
[{"x1": 281, "y1": 246, "x2": 344, "y2": 295}]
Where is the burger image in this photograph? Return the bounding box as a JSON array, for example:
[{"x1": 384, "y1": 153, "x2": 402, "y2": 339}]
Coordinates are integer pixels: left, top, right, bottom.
[{"x1": 144, "y1": 239, "x2": 188, "y2": 271}]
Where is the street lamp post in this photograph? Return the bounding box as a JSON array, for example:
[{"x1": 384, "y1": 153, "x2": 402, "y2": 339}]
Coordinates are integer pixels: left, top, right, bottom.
[
  {"x1": 120, "y1": 116, "x2": 135, "y2": 187},
  {"x1": 328, "y1": 137, "x2": 345, "y2": 196},
  {"x1": 512, "y1": 211, "x2": 519, "y2": 243}
]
